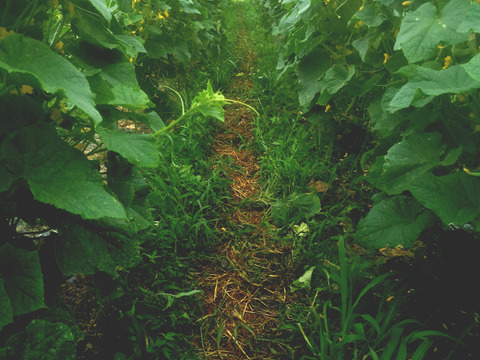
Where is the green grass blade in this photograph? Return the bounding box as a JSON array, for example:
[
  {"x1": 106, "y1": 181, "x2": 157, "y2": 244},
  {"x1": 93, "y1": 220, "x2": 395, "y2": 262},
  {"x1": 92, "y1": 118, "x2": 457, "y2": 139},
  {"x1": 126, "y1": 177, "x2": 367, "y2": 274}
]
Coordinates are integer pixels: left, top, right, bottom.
[
  {"x1": 380, "y1": 326, "x2": 404, "y2": 360},
  {"x1": 338, "y1": 237, "x2": 348, "y2": 330},
  {"x1": 360, "y1": 314, "x2": 381, "y2": 334},
  {"x1": 352, "y1": 272, "x2": 392, "y2": 311},
  {"x1": 411, "y1": 339, "x2": 434, "y2": 360},
  {"x1": 395, "y1": 338, "x2": 408, "y2": 360}
]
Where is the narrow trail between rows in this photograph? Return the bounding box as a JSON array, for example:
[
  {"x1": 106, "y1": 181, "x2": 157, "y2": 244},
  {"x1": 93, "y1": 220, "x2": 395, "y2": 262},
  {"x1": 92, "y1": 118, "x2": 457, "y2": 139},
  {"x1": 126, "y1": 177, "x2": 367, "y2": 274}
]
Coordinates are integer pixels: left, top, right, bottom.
[{"x1": 192, "y1": 11, "x2": 297, "y2": 360}]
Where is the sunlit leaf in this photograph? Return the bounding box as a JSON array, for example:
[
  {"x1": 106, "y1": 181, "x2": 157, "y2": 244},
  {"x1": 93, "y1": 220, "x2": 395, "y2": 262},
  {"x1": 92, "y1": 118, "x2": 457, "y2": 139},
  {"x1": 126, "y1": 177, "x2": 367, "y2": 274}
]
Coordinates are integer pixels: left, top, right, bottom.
[
  {"x1": 0, "y1": 35, "x2": 101, "y2": 123},
  {"x1": 394, "y1": 0, "x2": 469, "y2": 63}
]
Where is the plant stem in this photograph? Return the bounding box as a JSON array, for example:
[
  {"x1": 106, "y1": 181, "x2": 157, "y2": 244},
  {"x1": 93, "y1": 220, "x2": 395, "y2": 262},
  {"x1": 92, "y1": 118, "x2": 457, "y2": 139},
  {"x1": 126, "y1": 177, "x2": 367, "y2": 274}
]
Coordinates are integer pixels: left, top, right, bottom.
[
  {"x1": 44, "y1": 1, "x2": 55, "y2": 44},
  {"x1": 153, "y1": 108, "x2": 191, "y2": 137}
]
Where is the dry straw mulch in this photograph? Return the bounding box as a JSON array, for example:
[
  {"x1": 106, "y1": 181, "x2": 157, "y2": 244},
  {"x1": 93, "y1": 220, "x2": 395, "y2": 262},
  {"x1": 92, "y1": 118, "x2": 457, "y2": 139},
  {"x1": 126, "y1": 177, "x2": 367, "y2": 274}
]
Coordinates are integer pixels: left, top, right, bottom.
[{"x1": 193, "y1": 26, "x2": 298, "y2": 360}]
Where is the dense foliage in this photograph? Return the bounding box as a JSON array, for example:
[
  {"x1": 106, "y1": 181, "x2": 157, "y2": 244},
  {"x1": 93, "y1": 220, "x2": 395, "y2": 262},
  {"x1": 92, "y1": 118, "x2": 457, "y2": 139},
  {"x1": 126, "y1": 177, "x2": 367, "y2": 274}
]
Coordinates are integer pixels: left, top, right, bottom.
[
  {"x1": 261, "y1": 0, "x2": 480, "y2": 249},
  {"x1": 0, "y1": 0, "x2": 228, "y2": 357},
  {"x1": 1, "y1": 0, "x2": 480, "y2": 358}
]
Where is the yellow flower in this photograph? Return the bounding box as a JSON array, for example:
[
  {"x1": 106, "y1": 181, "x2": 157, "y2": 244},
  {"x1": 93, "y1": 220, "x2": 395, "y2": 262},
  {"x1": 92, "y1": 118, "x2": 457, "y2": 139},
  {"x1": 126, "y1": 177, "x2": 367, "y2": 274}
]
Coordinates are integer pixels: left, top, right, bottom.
[
  {"x1": 383, "y1": 53, "x2": 391, "y2": 64},
  {"x1": 359, "y1": 5, "x2": 364, "y2": 11},
  {"x1": 442, "y1": 56, "x2": 452, "y2": 69},
  {"x1": 325, "y1": 104, "x2": 332, "y2": 112},
  {"x1": 55, "y1": 40, "x2": 64, "y2": 54},
  {"x1": 10, "y1": 85, "x2": 33, "y2": 95},
  {"x1": 50, "y1": 108, "x2": 63, "y2": 124},
  {"x1": 157, "y1": 12, "x2": 165, "y2": 20},
  {"x1": 0, "y1": 27, "x2": 15, "y2": 41},
  {"x1": 129, "y1": 57, "x2": 134, "y2": 63},
  {"x1": 164, "y1": 10, "x2": 169, "y2": 17},
  {"x1": 21, "y1": 85, "x2": 33, "y2": 94},
  {"x1": 402, "y1": 1, "x2": 412, "y2": 6},
  {"x1": 354, "y1": 20, "x2": 364, "y2": 29}
]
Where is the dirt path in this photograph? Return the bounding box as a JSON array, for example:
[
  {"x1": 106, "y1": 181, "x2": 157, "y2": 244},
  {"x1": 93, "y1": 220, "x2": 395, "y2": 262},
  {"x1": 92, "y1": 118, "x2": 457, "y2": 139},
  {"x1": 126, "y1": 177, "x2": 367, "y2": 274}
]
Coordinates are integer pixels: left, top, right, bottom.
[{"x1": 193, "y1": 15, "x2": 297, "y2": 360}]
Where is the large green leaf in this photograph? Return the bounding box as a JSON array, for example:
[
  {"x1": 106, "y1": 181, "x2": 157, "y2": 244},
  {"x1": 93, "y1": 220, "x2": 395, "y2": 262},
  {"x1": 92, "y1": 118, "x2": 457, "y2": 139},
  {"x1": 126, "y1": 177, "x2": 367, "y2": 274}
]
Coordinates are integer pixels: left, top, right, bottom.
[
  {"x1": 461, "y1": 53, "x2": 480, "y2": 83},
  {"x1": 0, "y1": 244, "x2": 45, "y2": 317},
  {"x1": 372, "y1": 132, "x2": 449, "y2": 195},
  {"x1": 101, "y1": 61, "x2": 140, "y2": 88},
  {"x1": 88, "y1": 74, "x2": 115, "y2": 105},
  {"x1": 354, "y1": 5, "x2": 388, "y2": 27},
  {"x1": 24, "y1": 320, "x2": 75, "y2": 360},
  {"x1": 0, "y1": 34, "x2": 101, "y2": 123},
  {"x1": 0, "y1": 279, "x2": 13, "y2": 331},
  {"x1": 457, "y1": 1, "x2": 480, "y2": 33},
  {"x1": 108, "y1": 85, "x2": 152, "y2": 109},
  {"x1": 114, "y1": 35, "x2": 147, "y2": 57},
  {"x1": 295, "y1": 49, "x2": 330, "y2": 108},
  {"x1": 179, "y1": 0, "x2": 201, "y2": 14},
  {"x1": 71, "y1": 10, "x2": 118, "y2": 49},
  {"x1": 367, "y1": 100, "x2": 403, "y2": 138},
  {"x1": 55, "y1": 222, "x2": 141, "y2": 276},
  {"x1": 394, "y1": 0, "x2": 470, "y2": 63},
  {"x1": 1, "y1": 124, "x2": 126, "y2": 220},
  {"x1": 322, "y1": 64, "x2": 355, "y2": 95},
  {"x1": 389, "y1": 65, "x2": 480, "y2": 111},
  {"x1": 97, "y1": 127, "x2": 160, "y2": 167},
  {"x1": 410, "y1": 172, "x2": 480, "y2": 226},
  {"x1": 353, "y1": 36, "x2": 369, "y2": 62},
  {"x1": 356, "y1": 196, "x2": 435, "y2": 249},
  {"x1": 0, "y1": 163, "x2": 14, "y2": 193},
  {"x1": 86, "y1": 0, "x2": 112, "y2": 23}
]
